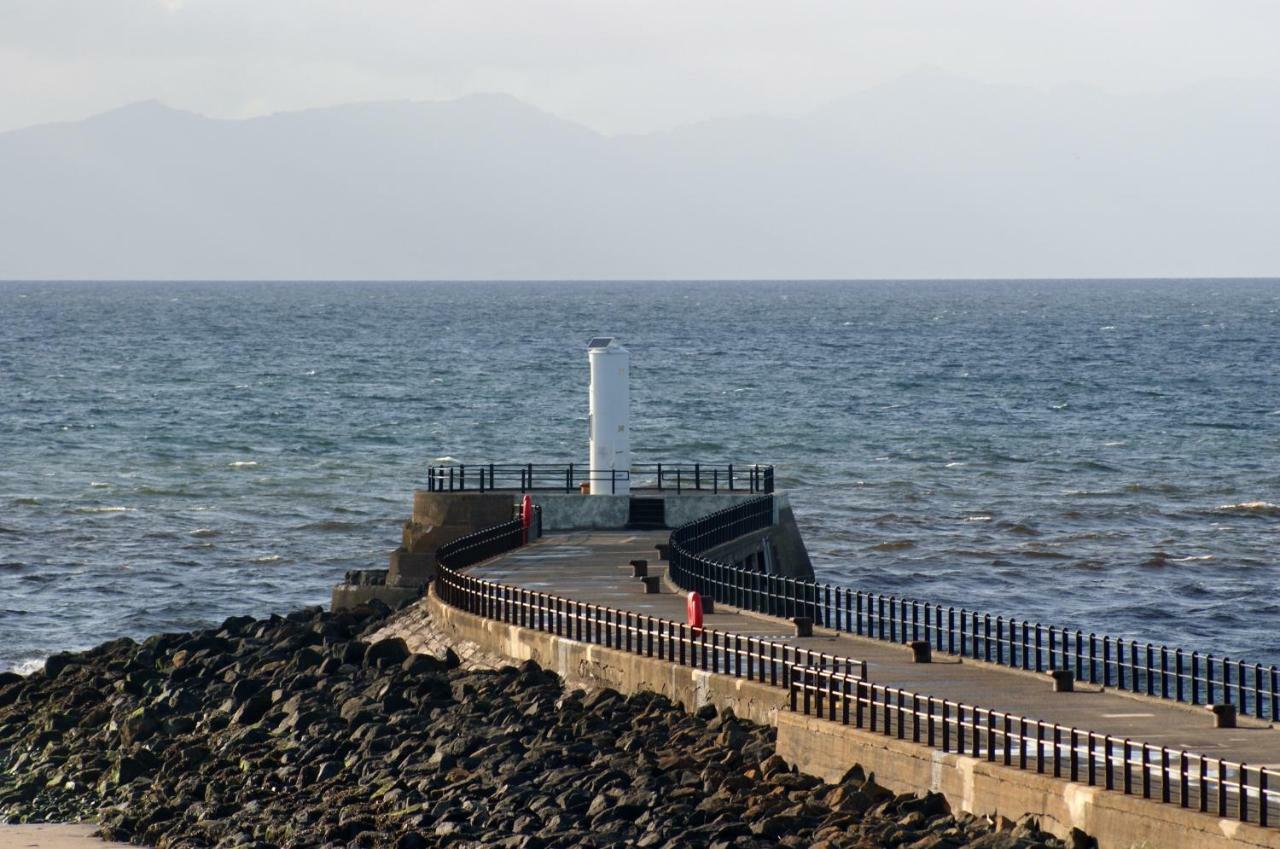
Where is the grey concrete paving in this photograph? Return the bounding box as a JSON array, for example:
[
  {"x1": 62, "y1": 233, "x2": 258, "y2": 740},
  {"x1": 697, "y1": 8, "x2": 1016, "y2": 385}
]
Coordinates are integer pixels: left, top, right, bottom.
[{"x1": 471, "y1": 530, "x2": 1280, "y2": 768}]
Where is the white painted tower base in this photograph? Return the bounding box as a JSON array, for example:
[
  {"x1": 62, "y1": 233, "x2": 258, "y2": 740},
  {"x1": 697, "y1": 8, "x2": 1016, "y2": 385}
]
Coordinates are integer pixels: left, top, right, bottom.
[{"x1": 587, "y1": 337, "x2": 630, "y2": 495}]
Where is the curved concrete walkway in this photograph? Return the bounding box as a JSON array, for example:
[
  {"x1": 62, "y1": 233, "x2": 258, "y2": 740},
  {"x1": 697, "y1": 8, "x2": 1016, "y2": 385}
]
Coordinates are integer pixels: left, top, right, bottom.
[{"x1": 470, "y1": 530, "x2": 1280, "y2": 765}]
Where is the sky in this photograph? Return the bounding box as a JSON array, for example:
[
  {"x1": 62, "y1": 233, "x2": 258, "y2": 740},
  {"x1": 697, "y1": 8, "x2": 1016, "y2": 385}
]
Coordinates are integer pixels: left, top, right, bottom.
[{"x1": 3, "y1": 0, "x2": 1280, "y2": 135}]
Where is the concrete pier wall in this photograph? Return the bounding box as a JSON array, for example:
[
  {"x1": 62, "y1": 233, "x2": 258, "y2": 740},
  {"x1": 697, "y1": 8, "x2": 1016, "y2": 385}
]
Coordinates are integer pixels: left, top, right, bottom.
[{"x1": 524, "y1": 491, "x2": 767, "y2": 531}]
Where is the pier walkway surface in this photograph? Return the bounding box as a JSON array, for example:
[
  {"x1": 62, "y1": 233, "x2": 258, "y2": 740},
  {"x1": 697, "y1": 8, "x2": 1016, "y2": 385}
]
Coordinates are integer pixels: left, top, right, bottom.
[{"x1": 470, "y1": 529, "x2": 1280, "y2": 767}]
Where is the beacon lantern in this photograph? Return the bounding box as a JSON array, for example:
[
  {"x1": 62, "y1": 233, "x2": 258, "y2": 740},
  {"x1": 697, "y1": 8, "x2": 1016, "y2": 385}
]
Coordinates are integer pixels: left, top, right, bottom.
[{"x1": 587, "y1": 337, "x2": 630, "y2": 495}]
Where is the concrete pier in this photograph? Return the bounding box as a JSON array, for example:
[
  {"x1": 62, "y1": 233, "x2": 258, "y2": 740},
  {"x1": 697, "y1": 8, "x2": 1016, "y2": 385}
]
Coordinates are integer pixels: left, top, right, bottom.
[{"x1": 403, "y1": 527, "x2": 1280, "y2": 849}]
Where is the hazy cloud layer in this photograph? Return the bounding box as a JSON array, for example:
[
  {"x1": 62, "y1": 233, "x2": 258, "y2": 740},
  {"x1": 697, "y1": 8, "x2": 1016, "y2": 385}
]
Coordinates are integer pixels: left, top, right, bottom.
[
  {"x1": 3, "y1": 72, "x2": 1278, "y2": 280},
  {"x1": 3, "y1": 1, "x2": 1280, "y2": 134}
]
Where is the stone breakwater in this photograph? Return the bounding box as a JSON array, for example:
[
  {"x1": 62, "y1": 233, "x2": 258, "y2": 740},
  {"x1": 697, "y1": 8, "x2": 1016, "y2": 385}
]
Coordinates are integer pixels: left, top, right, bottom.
[{"x1": 1, "y1": 604, "x2": 1078, "y2": 849}]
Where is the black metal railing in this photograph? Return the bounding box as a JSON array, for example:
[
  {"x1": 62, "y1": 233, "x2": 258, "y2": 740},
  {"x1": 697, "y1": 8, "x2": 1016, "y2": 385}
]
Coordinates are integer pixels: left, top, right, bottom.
[
  {"x1": 665, "y1": 503, "x2": 1280, "y2": 722},
  {"x1": 426, "y1": 462, "x2": 774, "y2": 495},
  {"x1": 791, "y1": 666, "x2": 1279, "y2": 828},
  {"x1": 665, "y1": 495, "x2": 819, "y2": 615},
  {"x1": 435, "y1": 519, "x2": 526, "y2": 570},
  {"x1": 433, "y1": 522, "x2": 868, "y2": 691}
]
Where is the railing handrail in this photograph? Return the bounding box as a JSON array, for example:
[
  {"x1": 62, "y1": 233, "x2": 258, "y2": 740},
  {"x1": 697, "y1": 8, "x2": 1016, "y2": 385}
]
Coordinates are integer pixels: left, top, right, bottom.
[
  {"x1": 789, "y1": 664, "x2": 1277, "y2": 826},
  {"x1": 425, "y1": 461, "x2": 775, "y2": 495},
  {"x1": 664, "y1": 500, "x2": 1280, "y2": 724}
]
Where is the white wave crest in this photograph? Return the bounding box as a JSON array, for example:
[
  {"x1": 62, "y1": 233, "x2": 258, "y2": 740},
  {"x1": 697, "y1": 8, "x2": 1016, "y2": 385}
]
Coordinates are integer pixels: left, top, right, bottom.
[
  {"x1": 229, "y1": 461, "x2": 258, "y2": 468},
  {"x1": 1216, "y1": 501, "x2": 1280, "y2": 515},
  {"x1": 75, "y1": 506, "x2": 135, "y2": 513},
  {"x1": 253, "y1": 554, "x2": 282, "y2": 563},
  {"x1": 9, "y1": 657, "x2": 45, "y2": 676}
]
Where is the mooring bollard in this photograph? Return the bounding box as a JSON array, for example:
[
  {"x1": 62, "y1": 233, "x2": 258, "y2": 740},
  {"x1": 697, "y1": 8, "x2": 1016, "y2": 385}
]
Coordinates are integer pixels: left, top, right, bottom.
[
  {"x1": 1049, "y1": 669, "x2": 1074, "y2": 693},
  {"x1": 793, "y1": 616, "x2": 813, "y2": 637},
  {"x1": 909, "y1": 640, "x2": 931, "y2": 663},
  {"x1": 641, "y1": 576, "x2": 661, "y2": 594},
  {"x1": 701, "y1": 595, "x2": 715, "y2": 614},
  {"x1": 1208, "y1": 704, "x2": 1237, "y2": 729},
  {"x1": 630, "y1": 559, "x2": 648, "y2": 578},
  {"x1": 687, "y1": 591, "x2": 703, "y2": 632},
  {"x1": 655, "y1": 543, "x2": 671, "y2": 561}
]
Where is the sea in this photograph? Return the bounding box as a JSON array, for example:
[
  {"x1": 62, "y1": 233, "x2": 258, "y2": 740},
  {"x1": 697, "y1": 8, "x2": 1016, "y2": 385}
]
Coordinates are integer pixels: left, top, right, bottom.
[{"x1": 1, "y1": 280, "x2": 1277, "y2": 674}]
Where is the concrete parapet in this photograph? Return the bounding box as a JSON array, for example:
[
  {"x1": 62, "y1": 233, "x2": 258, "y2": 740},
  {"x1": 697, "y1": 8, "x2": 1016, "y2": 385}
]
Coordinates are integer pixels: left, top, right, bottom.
[
  {"x1": 528, "y1": 494, "x2": 630, "y2": 530},
  {"x1": 412, "y1": 491, "x2": 515, "y2": 529},
  {"x1": 662, "y1": 493, "x2": 770, "y2": 529}
]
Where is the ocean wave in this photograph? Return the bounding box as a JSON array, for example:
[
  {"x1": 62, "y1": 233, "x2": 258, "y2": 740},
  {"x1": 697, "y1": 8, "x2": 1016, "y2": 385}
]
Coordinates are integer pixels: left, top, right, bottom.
[
  {"x1": 189, "y1": 528, "x2": 219, "y2": 538},
  {"x1": 12, "y1": 497, "x2": 40, "y2": 505},
  {"x1": 89, "y1": 481, "x2": 111, "y2": 488},
  {"x1": 1215, "y1": 501, "x2": 1280, "y2": 516},
  {"x1": 229, "y1": 461, "x2": 259, "y2": 468},
  {"x1": 7, "y1": 657, "x2": 45, "y2": 676},
  {"x1": 296, "y1": 520, "x2": 364, "y2": 531},
  {"x1": 74, "y1": 506, "x2": 135, "y2": 514},
  {"x1": 1169, "y1": 555, "x2": 1214, "y2": 562},
  {"x1": 868, "y1": 540, "x2": 915, "y2": 551},
  {"x1": 252, "y1": 554, "x2": 283, "y2": 563},
  {"x1": 963, "y1": 515, "x2": 993, "y2": 522}
]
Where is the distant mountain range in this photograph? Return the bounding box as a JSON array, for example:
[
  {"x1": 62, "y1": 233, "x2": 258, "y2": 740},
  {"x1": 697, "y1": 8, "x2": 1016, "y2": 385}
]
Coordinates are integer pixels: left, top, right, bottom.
[{"x1": 3, "y1": 70, "x2": 1278, "y2": 279}]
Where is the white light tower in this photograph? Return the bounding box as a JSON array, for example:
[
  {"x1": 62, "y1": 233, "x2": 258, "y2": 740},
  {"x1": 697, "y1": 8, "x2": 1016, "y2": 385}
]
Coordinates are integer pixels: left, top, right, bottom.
[{"x1": 587, "y1": 337, "x2": 630, "y2": 495}]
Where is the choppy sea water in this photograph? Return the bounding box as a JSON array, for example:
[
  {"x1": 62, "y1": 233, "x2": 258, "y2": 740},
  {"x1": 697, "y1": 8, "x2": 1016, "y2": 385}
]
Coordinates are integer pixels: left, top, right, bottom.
[{"x1": 1, "y1": 280, "x2": 1277, "y2": 673}]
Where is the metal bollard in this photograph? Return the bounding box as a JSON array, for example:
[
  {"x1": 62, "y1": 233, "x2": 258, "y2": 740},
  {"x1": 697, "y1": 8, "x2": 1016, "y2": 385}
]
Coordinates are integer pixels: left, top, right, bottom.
[
  {"x1": 1208, "y1": 704, "x2": 1237, "y2": 729},
  {"x1": 793, "y1": 617, "x2": 814, "y2": 637},
  {"x1": 1049, "y1": 669, "x2": 1075, "y2": 693},
  {"x1": 630, "y1": 559, "x2": 648, "y2": 578},
  {"x1": 640, "y1": 576, "x2": 661, "y2": 594},
  {"x1": 909, "y1": 640, "x2": 931, "y2": 664}
]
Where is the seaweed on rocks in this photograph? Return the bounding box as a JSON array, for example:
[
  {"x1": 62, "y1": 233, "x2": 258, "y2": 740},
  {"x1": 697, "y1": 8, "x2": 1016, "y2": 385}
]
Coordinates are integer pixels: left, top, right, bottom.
[{"x1": 0, "y1": 603, "x2": 1070, "y2": 849}]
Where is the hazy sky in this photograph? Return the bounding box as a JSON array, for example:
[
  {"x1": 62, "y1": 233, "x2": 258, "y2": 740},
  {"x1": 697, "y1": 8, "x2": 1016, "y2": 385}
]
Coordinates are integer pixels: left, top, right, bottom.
[{"x1": 3, "y1": 0, "x2": 1280, "y2": 135}]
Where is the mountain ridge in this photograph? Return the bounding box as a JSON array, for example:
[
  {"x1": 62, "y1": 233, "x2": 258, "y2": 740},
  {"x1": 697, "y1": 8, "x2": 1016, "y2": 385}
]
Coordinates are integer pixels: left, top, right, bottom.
[{"x1": 3, "y1": 72, "x2": 1278, "y2": 279}]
